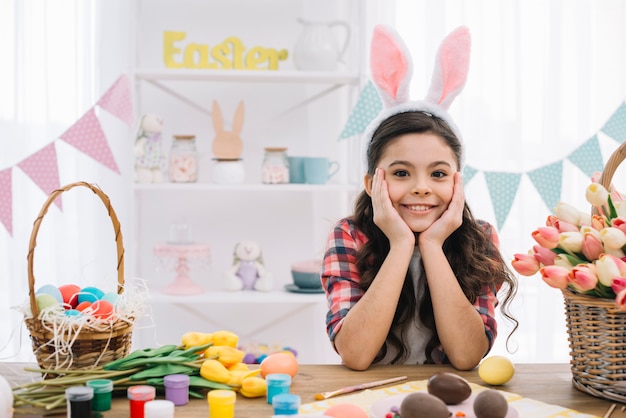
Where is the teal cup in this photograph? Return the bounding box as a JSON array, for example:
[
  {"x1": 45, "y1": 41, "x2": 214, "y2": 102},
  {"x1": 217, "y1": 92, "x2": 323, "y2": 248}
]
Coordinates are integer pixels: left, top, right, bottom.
[
  {"x1": 287, "y1": 156, "x2": 306, "y2": 184},
  {"x1": 304, "y1": 157, "x2": 340, "y2": 184}
]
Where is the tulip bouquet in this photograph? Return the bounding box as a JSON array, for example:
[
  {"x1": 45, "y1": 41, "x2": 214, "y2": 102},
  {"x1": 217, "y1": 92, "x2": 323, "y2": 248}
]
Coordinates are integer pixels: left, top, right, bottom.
[{"x1": 512, "y1": 178, "x2": 626, "y2": 307}]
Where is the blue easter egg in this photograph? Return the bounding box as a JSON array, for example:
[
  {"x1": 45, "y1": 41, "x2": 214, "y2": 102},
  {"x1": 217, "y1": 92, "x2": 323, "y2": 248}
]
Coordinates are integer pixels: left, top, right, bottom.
[
  {"x1": 101, "y1": 292, "x2": 119, "y2": 306},
  {"x1": 64, "y1": 309, "x2": 81, "y2": 317},
  {"x1": 35, "y1": 284, "x2": 63, "y2": 304},
  {"x1": 77, "y1": 286, "x2": 105, "y2": 304}
]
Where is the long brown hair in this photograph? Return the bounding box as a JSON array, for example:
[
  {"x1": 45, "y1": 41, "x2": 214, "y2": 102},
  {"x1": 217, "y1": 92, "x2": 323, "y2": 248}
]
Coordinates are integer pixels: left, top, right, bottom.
[{"x1": 354, "y1": 111, "x2": 518, "y2": 364}]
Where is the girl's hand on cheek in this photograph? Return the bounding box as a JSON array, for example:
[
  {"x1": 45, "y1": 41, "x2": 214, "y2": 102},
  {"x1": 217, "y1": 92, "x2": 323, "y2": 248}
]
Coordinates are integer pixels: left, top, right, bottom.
[
  {"x1": 371, "y1": 168, "x2": 415, "y2": 246},
  {"x1": 419, "y1": 172, "x2": 464, "y2": 247}
]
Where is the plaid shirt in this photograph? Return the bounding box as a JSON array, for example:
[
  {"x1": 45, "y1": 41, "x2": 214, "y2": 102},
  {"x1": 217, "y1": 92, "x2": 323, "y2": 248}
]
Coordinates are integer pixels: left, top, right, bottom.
[{"x1": 321, "y1": 217, "x2": 501, "y2": 364}]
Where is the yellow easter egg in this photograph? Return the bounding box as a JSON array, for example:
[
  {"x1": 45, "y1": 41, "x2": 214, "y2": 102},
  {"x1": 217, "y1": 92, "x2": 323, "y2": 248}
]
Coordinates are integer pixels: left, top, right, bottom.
[{"x1": 478, "y1": 355, "x2": 515, "y2": 385}]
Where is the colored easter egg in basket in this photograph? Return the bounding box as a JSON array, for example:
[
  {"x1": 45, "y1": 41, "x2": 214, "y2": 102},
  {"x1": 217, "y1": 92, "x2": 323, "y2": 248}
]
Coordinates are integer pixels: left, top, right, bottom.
[
  {"x1": 101, "y1": 291, "x2": 119, "y2": 306},
  {"x1": 91, "y1": 300, "x2": 114, "y2": 320},
  {"x1": 35, "y1": 294, "x2": 60, "y2": 312},
  {"x1": 58, "y1": 284, "x2": 81, "y2": 308},
  {"x1": 78, "y1": 286, "x2": 105, "y2": 304},
  {"x1": 324, "y1": 403, "x2": 369, "y2": 418},
  {"x1": 64, "y1": 309, "x2": 81, "y2": 317},
  {"x1": 75, "y1": 301, "x2": 92, "y2": 312},
  {"x1": 260, "y1": 352, "x2": 298, "y2": 378},
  {"x1": 36, "y1": 284, "x2": 63, "y2": 304}
]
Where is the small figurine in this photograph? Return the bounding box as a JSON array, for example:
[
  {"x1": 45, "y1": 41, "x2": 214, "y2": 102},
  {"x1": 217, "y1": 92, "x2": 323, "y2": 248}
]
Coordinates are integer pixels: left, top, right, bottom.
[
  {"x1": 223, "y1": 240, "x2": 273, "y2": 291},
  {"x1": 212, "y1": 100, "x2": 244, "y2": 160},
  {"x1": 134, "y1": 113, "x2": 166, "y2": 183}
]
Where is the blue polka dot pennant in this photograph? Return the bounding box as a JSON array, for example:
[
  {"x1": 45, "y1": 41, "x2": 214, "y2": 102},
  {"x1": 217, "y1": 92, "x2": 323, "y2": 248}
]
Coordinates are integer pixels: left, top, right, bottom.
[
  {"x1": 527, "y1": 161, "x2": 563, "y2": 214},
  {"x1": 601, "y1": 101, "x2": 626, "y2": 143},
  {"x1": 462, "y1": 165, "x2": 478, "y2": 185},
  {"x1": 567, "y1": 135, "x2": 604, "y2": 177},
  {"x1": 484, "y1": 171, "x2": 521, "y2": 230},
  {"x1": 338, "y1": 81, "x2": 383, "y2": 140}
]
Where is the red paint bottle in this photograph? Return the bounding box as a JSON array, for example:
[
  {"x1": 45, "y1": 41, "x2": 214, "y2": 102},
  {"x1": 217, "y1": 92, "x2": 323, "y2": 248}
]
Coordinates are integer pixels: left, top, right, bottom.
[{"x1": 128, "y1": 385, "x2": 156, "y2": 418}]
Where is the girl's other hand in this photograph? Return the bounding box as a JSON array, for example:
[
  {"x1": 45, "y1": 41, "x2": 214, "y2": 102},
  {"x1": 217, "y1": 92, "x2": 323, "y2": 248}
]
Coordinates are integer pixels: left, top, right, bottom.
[
  {"x1": 371, "y1": 168, "x2": 415, "y2": 247},
  {"x1": 419, "y1": 172, "x2": 464, "y2": 247}
]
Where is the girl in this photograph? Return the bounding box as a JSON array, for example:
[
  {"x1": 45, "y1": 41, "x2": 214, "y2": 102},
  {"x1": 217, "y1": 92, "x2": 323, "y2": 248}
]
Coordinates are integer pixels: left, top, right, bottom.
[{"x1": 321, "y1": 25, "x2": 518, "y2": 371}]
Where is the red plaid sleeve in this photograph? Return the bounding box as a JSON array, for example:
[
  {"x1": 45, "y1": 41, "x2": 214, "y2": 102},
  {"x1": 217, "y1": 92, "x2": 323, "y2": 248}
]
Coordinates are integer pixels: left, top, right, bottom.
[{"x1": 321, "y1": 218, "x2": 367, "y2": 344}]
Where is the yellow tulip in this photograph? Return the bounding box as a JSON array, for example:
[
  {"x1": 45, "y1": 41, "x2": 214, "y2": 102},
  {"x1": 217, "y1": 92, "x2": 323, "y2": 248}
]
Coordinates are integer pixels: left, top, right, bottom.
[
  {"x1": 200, "y1": 359, "x2": 231, "y2": 383},
  {"x1": 228, "y1": 362, "x2": 250, "y2": 372},
  {"x1": 239, "y1": 376, "x2": 267, "y2": 398},
  {"x1": 211, "y1": 330, "x2": 239, "y2": 348},
  {"x1": 181, "y1": 331, "x2": 212, "y2": 350}
]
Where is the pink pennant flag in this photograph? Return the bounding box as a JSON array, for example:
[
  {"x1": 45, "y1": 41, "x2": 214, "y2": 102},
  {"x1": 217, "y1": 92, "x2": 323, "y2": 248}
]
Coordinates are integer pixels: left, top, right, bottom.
[
  {"x1": 60, "y1": 107, "x2": 120, "y2": 173},
  {"x1": 0, "y1": 168, "x2": 13, "y2": 236},
  {"x1": 97, "y1": 74, "x2": 134, "y2": 128},
  {"x1": 17, "y1": 143, "x2": 62, "y2": 209}
]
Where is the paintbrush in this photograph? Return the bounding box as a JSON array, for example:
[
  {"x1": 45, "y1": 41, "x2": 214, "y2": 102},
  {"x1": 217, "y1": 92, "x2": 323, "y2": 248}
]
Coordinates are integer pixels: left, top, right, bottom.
[{"x1": 314, "y1": 375, "x2": 408, "y2": 400}]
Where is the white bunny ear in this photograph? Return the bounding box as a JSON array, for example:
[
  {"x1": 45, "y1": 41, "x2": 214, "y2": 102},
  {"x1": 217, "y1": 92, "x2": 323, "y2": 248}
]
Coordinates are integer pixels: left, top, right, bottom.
[
  {"x1": 425, "y1": 26, "x2": 471, "y2": 110},
  {"x1": 370, "y1": 25, "x2": 413, "y2": 108}
]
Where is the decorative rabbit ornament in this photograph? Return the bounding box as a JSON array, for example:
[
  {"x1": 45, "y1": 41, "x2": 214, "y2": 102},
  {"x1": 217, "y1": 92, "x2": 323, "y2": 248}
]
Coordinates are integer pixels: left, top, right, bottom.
[
  {"x1": 134, "y1": 113, "x2": 166, "y2": 183},
  {"x1": 361, "y1": 25, "x2": 471, "y2": 171},
  {"x1": 223, "y1": 240, "x2": 273, "y2": 291},
  {"x1": 212, "y1": 100, "x2": 244, "y2": 160}
]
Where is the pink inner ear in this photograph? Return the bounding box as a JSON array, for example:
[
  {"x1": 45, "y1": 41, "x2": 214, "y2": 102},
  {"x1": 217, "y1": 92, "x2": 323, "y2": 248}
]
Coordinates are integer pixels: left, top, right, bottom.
[
  {"x1": 371, "y1": 29, "x2": 409, "y2": 103},
  {"x1": 436, "y1": 30, "x2": 470, "y2": 105}
]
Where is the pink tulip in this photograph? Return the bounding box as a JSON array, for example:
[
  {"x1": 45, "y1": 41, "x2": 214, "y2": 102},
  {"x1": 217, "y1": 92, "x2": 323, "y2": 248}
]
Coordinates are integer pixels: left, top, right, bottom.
[
  {"x1": 532, "y1": 245, "x2": 556, "y2": 266},
  {"x1": 567, "y1": 264, "x2": 598, "y2": 293},
  {"x1": 539, "y1": 265, "x2": 571, "y2": 289},
  {"x1": 616, "y1": 288, "x2": 626, "y2": 311},
  {"x1": 591, "y1": 215, "x2": 606, "y2": 230},
  {"x1": 553, "y1": 219, "x2": 579, "y2": 233},
  {"x1": 511, "y1": 253, "x2": 541, "y2": 276},
  {"x1": 612, "y1": 277, "x2": 626, "y2": 294},
  {"x1": 595, "y1": 253, "x2": 626, "y2": 287},
  {"x1": 611, "y1": 217, "x2": 626, "y2": 234},
  {"x1": 546, "y1": 215, "x2": 558, "y2": 227},
  {"x1": 532, "y1": 226, "x2": 560, "y2": 249},
  {"x1": 581, "y1": 232, "x2": 604, "y2": 261}
]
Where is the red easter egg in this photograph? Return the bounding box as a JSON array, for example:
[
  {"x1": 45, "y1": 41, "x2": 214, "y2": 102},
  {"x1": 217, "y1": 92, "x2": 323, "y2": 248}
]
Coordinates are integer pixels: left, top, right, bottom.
[
  {"x1": 59, "y1": 284, "x2": 81, "y2": 308},
  {"x1": 91, "y1": 300, "x2": 114, "y2": 320},
  {"x1": 75, "y1": 301, "x2": 92, "y2": 312}
]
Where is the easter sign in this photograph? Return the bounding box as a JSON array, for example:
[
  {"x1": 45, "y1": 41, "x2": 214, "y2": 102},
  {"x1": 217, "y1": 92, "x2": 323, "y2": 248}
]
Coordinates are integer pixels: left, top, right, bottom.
[{"x1": 163, "y1": 31, "x2": 288, "y2": 70}]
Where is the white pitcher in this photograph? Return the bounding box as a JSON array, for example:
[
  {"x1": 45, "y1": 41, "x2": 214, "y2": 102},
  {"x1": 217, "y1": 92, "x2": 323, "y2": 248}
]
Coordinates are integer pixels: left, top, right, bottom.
[{"x1": 293, "y1": 18, "x2": 351, "y2": 71}]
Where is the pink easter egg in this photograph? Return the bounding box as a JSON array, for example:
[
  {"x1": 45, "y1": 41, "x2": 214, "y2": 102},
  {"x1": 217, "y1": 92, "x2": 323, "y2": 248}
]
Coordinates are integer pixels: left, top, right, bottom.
[
  {"x1": 91, "y1": 300, "x2": 114, "y2": 320},
  {"x1": 59, "y1": 284, "x2": 81, "y2": 308}
]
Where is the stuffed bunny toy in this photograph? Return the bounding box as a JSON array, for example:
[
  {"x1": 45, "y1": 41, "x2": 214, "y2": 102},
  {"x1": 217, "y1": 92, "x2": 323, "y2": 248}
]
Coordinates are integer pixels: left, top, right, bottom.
[
  {"x1": 134, "y1": 113, "x2": 166, "y2": 183},
  {"x1": 212, "y1": 100, "x2": 244, "y2": 160},
  {"x1": 223, "y1": 240, "x2": 273, "y2": 291},
  {"x1": 362, "y1": 25, "x2": 471, "y2": 171}
]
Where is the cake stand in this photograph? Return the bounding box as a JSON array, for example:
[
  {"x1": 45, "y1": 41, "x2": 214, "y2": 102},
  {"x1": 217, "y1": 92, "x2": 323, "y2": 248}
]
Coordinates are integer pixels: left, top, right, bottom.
[{"x1": 153, "y1": 243, "x2": 211, "y2": 295}]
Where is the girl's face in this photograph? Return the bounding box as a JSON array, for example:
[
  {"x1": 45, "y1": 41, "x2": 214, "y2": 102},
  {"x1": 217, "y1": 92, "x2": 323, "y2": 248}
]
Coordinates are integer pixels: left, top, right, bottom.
[{"x1": 367, "y1": 132, "x2": 458, "y2": 233}]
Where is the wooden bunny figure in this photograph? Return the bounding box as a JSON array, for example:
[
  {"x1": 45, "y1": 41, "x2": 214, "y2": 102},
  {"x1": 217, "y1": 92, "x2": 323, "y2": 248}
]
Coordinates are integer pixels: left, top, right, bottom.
[
  {"x1": 212, "y1": 100, "x2": 244, "y2": 160},
  {"x1": 223, "y1": 240, "x2": 273, "y2": 291},
  {"x1": 134, "y1": 113, "x2": 166, "y2": 183}
]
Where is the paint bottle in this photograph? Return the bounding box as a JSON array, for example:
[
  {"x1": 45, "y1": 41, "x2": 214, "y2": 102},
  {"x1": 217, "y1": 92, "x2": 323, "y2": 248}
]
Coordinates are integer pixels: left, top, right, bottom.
[
  {"x1": 207, "y1": 389, "x2": 236, "y2": 418},
  {"x1": 144, "y1": 399, "x2": 175, "y2": 418},
  {"x1": 272, "y1": 393, "x2": 301, "y2": 415},
  {"x1": 65, "y1": 386, "x2": 93, "y2": 418},
  {"x1": 128, "y1": 385, "x2": 156, "y2": 418},
  {"x1": 266, "y1": 373, "x2": 292, "y2": 404},
  {"x1": 86, "y1": 379, "x2": 113, "y2": 411},
  {"x1": 164, "y1": 373, "x2": 190, "y2": 406}
]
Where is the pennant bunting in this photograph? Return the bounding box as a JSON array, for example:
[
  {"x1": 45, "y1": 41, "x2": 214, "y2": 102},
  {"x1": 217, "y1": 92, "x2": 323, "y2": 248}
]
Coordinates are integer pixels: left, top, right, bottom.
[
  {"x1": 462, "y1": 165, "x2": 478, "y2": 185},
  {"x1": 567, "y1": 135, "x2": 604, "y2": 177},
  {"x1": 97, "y1": 74, "x2": 134, "y2": 128},
  {"x1": 600, "y1": 101, "x2": 626, "y2": 143},
  {"x1": 527, "y1": 161, "x2": 563, "y2": 213},
  {"x1": 60, "y1": 107, "x2": 120, "y2": 173},
  {"x1": 17, "y1": 143, "x2": 62, "y2": 209},
  {"x1": 338, "y1": 81, "x2": 383, "y2": 140},
  {"x1": 0, "y1": 168, "x2": 12, "y2": 236},
  {"x1": 484, "y1": 171, "x2": 521, "y2": 230}
]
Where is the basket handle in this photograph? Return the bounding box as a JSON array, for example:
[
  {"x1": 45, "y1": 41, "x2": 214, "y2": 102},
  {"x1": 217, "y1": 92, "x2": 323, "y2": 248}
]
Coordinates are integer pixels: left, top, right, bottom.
[
  {"x1": 599, "y1": 141, "x2": 626, "y2": 190},
  {"x1": 27, "y1": 182, "x2": 125, "y2": 319}
]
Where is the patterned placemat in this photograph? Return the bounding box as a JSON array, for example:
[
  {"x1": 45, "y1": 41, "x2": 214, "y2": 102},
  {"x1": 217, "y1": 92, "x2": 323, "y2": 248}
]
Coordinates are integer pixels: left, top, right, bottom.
[{"x1": 298, "y1": 380, "x2": 600, "y2": 418}]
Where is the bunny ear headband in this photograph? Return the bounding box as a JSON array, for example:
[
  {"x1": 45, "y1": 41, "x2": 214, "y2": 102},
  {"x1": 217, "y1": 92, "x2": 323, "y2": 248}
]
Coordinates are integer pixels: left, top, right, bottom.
[{"x1": 361, "y1": 25, "x2": 471, "y2": 172}]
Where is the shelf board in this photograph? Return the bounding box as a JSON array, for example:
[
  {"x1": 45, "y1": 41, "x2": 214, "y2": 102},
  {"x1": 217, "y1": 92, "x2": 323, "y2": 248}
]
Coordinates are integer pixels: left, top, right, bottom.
[
  {"x1": 148, "y1": 290, "x2": 326, "y2": 304},
  {"x1": 134, "y1": 182, "x2": 360, "y2": 192},
  {"x1": 134, "y1": 68, "x2": 361, "y2": 85}
]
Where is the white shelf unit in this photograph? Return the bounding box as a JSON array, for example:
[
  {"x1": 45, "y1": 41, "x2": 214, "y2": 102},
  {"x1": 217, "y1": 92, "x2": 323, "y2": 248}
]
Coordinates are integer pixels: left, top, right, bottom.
[{"x1": 130, "y1": 0, "x2": 367, "y2": 363}]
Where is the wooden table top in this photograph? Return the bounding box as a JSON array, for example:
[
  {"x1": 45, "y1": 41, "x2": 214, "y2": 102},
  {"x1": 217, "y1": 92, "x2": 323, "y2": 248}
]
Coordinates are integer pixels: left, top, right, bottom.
[{"x1": 3, "y1": 362, "x2": 617, "y2": 417}]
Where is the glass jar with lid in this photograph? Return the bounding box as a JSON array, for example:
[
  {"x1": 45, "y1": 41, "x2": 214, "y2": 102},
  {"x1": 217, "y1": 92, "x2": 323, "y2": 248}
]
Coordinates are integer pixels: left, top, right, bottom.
[
  {"x1": 261, "y1": 147, "x2": 289, "y2": 184},
  {"x1": 169, "y1": 135, "x2": 198, "y2": 183}
]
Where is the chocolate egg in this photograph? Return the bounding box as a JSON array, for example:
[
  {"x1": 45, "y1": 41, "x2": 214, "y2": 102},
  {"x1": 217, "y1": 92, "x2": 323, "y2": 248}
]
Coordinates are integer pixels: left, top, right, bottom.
[
  {"x1": 400, "y1": 392, "x2": 450, "y2": 418},
  {"x1": 473, "y1": 389, "x2": 508, "y2": 418},
  {"x1": 427, "y1": 372, "x2": 472, "y2": 405}
]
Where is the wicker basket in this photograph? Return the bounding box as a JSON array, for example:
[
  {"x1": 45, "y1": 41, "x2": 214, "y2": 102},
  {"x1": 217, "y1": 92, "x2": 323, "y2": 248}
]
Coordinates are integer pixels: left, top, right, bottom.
[
  {"x1": 562, "y1": 141, "x2": 626, "y2": 402},
  {"x1": 24, "y1": 182, "x2": 133, "y2": 371}
]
